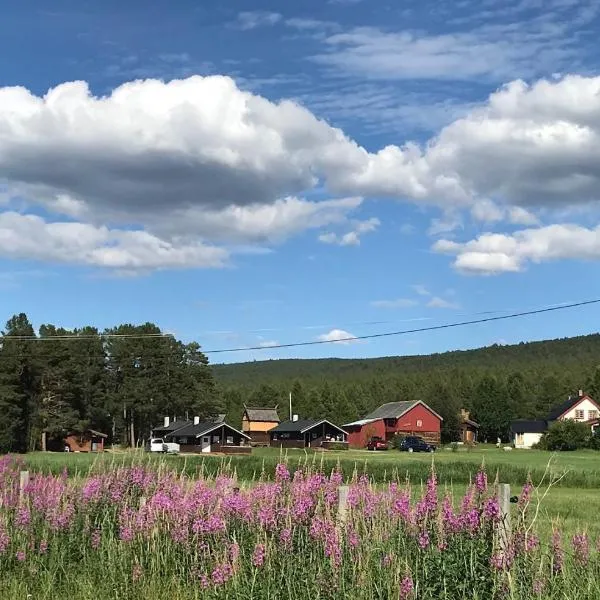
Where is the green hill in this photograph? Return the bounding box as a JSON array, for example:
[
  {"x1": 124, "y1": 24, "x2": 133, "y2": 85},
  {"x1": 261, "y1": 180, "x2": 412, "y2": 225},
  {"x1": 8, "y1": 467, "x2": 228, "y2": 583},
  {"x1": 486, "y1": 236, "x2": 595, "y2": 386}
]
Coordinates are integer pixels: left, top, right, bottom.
[{"x1": 214, "y1": 333, "x2": 600, "y2": 443}]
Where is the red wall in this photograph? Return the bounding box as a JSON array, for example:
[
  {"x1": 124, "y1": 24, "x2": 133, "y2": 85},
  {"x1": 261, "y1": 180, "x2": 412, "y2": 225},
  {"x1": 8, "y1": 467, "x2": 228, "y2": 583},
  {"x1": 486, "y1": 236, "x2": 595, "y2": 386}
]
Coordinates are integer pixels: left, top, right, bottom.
[
  {"x1": 395, "y1": 404, "x2": 441, "y2": 435},
  {"x1": 347, "y1": 419, "x2": 385, "y2": 449},
  {"x1": 347, "y1": 403, "x2": 441, "y2": 448}
]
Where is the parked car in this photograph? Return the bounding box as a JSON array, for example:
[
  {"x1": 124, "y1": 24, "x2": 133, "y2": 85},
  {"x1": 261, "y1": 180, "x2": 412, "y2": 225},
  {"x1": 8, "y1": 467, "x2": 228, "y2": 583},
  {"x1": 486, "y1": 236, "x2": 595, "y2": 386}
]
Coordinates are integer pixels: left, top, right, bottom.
[
  {"x1": 398, "y1": 436, "x2": 435, "y2": 453},
  {"x1": 147, "y1": 438, "x2": 180, "y2": 454},
  {"x1": 367, "y1": 436, "x2": 389, "y2": 451}
]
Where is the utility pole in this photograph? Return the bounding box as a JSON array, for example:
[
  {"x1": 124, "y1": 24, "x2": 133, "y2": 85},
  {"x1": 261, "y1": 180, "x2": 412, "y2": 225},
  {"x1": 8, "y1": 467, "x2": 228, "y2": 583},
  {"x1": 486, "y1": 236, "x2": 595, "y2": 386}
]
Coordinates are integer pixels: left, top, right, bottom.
[{"x1": 289, "y1": 391, "x2": 292, "y2": 421}]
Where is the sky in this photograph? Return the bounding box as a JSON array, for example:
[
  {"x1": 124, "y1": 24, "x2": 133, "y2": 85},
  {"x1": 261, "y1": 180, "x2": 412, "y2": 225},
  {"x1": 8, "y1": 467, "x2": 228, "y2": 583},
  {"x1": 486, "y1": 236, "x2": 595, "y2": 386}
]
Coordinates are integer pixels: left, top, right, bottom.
[{"x1": 1, "y1": 0, "x2": 600, "y2": 363}]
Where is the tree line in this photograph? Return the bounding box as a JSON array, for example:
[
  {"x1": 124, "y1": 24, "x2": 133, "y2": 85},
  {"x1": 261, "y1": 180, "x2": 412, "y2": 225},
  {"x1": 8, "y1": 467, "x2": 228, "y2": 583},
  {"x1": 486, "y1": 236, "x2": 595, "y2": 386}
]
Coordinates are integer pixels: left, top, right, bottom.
[{"x1": 0, "y1": 313, "x2": 221, "y2": 453}]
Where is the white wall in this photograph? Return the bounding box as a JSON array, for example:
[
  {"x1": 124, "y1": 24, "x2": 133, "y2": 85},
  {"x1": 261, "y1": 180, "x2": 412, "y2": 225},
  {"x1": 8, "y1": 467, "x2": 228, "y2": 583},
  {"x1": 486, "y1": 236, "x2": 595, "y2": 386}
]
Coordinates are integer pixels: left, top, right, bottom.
[
  {"x1": 513, "y1": 432, "x2": 543, "y2": 449},
  {"x1": 561, "y1": 397, "x2": 599, "y2": 422}
]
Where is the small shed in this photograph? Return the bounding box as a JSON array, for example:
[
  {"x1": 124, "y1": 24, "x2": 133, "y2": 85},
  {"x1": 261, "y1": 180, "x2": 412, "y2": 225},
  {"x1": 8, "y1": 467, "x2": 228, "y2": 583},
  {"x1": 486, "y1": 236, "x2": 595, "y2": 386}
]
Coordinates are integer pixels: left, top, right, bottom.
[
  {"x1": 60, "y1": 429, "x2": 108, "y2": 453},
  {"x1": 511, "y1": 420, "x2": 547, "y2": 449},
  {"x1": 270, "y1": 418, "x2": 347, "y2": 449},
  {"x1": 241, "y1": 406, "x2": 280, "y2": 446},
  {"x1": 165, "y1": 418, "x2": 251, "y2": 454},
  {"x1": 460, "y1": 409, "x2": 480, "y2": 444}
]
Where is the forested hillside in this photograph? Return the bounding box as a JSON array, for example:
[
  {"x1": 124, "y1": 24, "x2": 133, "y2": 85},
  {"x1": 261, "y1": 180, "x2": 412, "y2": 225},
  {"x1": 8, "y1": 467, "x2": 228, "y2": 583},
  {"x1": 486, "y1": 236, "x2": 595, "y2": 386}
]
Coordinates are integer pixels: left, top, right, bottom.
[
  {"x1": 215, "y1": 334, "x2": 600, "y2": 443},
  {"x1": 0, "y1": 313, "x2": 221, "y2": 453}
]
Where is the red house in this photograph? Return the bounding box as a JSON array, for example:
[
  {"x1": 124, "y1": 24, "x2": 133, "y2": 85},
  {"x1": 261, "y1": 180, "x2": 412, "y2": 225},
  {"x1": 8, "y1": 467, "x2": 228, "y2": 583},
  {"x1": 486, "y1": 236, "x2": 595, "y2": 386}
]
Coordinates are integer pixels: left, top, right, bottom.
[{"x1": 343, "y1": 401, "x2": 443, "y2": 448}]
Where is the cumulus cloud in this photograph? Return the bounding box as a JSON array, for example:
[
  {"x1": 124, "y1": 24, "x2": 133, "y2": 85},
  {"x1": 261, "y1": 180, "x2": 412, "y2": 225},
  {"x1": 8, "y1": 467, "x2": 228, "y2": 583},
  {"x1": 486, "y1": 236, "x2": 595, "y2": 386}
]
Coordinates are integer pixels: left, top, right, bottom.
[
  {"x1": 2, "y1": 73, "x2": 600, "y2": 272},
  {"x1": 0, "y1": 212, "x2": 227, "y2": 271},
  {"x1": 318, "y1": 217, "x2": 379, "y2": 246},
  {"x1": 317, "y1": 328, "x2": 358, "y2": 344},
  {"x1": 433, "y1": 223, "x2": 600, "y2": 275}
]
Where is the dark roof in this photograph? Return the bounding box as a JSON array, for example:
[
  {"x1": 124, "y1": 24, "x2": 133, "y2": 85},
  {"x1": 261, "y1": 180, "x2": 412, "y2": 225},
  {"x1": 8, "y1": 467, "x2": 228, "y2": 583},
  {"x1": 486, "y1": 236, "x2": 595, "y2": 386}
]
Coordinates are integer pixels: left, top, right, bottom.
[
  {"x1": 243, "y1": 407, "x2": 280, "y2": 422},
  {"x1": 363, "y1": 401, "x2": 417, "y2": 420},
  {"x1": 462, "y1": 418, "x2": 480, "y2": 428},
  {"x1": 547, "y1": 395, "x2": 598, "y2": 421},
  {"x1": 165, "y1": 421, "x2": 250, "y2": 440},
  {"x1": 270, "y1": 419, "x2": 347, "y2": 435},
  {"x1": 363, "y1": 401, "x2": 443, "y2": 422},
  {"x1": 153, "y1": 419, "x2": 192, "y2": 433},
  {"x1": 510, "y1": 420, "x2": 548, "y2": 434}
]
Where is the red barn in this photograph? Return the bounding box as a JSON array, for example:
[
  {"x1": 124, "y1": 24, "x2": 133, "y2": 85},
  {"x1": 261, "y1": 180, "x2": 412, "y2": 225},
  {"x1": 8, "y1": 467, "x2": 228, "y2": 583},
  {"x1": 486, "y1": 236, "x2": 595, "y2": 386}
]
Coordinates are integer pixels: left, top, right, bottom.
[{"x1": 343, "y1": 401, "x2": 442, "y2": 448}]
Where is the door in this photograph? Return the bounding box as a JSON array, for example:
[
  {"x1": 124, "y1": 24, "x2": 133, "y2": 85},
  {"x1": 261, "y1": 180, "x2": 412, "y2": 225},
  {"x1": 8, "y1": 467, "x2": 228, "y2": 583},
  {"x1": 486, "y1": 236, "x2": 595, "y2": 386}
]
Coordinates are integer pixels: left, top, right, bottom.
[{"x1": 201, "y1": 436, "x2": 211, "y2": 453}]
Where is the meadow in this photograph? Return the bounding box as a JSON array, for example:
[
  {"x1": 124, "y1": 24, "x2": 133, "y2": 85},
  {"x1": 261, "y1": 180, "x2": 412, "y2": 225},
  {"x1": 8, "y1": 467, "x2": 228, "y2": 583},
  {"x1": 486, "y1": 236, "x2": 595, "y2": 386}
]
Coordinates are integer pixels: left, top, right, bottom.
[{"x1": 1, "y1": 451, "x2": 600, "y2": 599}]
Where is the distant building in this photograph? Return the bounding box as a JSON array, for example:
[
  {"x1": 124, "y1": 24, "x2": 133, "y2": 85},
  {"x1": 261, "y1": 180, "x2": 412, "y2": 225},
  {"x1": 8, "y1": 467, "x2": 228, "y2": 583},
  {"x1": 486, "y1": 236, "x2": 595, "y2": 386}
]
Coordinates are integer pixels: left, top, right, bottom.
[
  {"x1": 460, "y1": 409, "x2": 480, "y2": 444},
  {"x1": 511, "y1": 390, "x2": 600, "y2": 448},
  {"x1": 241, "y1": 406, "x2": 280, "y2": 446},
  {"x1": 48, "y1": 429, "x2": 108, "y2": 453},
  {"x1": 269, "y1": 416, "x2": 347, "y2": 449},
  {"x1": 160, "y1": 416, "x2": 251, "y2": 454},
  {"x1": 344, "y1": 401, "x2": 443, "y2": 448}
]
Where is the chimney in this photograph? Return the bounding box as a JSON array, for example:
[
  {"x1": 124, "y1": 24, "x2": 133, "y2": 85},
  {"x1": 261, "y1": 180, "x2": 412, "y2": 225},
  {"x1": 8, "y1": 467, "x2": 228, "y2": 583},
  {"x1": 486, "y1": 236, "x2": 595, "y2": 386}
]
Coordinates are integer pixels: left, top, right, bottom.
[
  {"x1": 292, "y1": 414, "x2": 298, "y2": 422},
  {"x1": 460, "y1": 408, "x2": 469, "y2": 421},
  {"x1": 164, "y1": 416, "x2": 170, "y2": 428},
  {"x1": 579, "y1": 389, "x2": 584, "y2": 398},
  {"x1": 193, "y1": 416, "x2": 200, "y2": 425}
]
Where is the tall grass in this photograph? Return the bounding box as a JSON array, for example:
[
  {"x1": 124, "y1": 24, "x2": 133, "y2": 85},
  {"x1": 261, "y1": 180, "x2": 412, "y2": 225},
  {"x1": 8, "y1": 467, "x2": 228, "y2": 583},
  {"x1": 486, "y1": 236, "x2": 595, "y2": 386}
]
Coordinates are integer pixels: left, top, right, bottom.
[
  {"x1": 21, "y1": 451, "x2": 600, "y2": 488},
  {"x1": 1, "y1": 454, "x2": 600, "y2": 599}
]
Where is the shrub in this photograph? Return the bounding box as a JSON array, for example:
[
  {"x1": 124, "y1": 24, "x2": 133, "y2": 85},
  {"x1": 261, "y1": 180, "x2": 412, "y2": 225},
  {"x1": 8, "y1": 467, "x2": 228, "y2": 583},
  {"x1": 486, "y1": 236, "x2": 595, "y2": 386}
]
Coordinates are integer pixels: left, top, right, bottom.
[
  {"x1": 537, "y1": 420, "x2": 591, "y2": 451},
  {"x1": 450, "y1": 442, "x2": 459, "y2": 453}
]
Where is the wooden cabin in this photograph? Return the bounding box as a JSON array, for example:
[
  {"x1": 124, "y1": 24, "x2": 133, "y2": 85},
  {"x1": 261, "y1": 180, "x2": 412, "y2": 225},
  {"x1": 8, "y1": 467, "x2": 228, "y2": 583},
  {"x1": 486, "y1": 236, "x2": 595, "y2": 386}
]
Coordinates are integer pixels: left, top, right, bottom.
[
  {"x1": 460, "y1": 409, "x2": 480, "y2": 444},
  {"x1": 164, "y1": 417, "x2": 251, "y2": 454},
  {"x1": 48, "y1": 429, "x2": 108, "y2": 452},
  {"x1": 242, "y1": 406, "x2": 280, "y2": 446},
  {"x1": 270, "y1": 417, "x2": 348, "y2": 449}
]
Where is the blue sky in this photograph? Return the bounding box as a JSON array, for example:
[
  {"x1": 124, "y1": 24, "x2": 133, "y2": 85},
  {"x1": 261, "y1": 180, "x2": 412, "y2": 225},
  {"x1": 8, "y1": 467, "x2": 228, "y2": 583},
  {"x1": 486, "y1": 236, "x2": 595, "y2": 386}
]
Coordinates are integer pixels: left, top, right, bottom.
[{"x1": 1, "y1": 0, "x2": 600, "y2": 363}]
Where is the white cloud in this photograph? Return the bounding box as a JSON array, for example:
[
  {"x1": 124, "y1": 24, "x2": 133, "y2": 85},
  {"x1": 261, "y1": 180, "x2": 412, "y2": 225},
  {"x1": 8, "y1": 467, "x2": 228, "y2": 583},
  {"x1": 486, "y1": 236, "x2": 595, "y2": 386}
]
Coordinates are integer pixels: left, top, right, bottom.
[
  {"x1": 318, "y1": 217, "x2": 380, "y2": 246},
  {"x1": 508, "y1": 206, "x2": 539, "y2": 226},
  {"x1": 317, "y1": 328, "x2": 358, "y2": 344},
  {"x1": 411, "y1": 284, "x2": 430, "y2": 296},
  {"x1": 426, "y1": 296, "x2": 460, "y2": 309},
  {"x1": 258, "y1": 340, "x2": 279, "y2": 348},
  {"x1": 471, "y1": 199, "x2": 504, "y2": 223},
  {"x1": 0, "y1": 212, "x2": 227, "y2": 271},
  {"x1": 234, "y1": 11, "x2": 282, "y2": 30},
  {"x1": 433, "y1": 223, "x2": 600, "y2": 275},
  {"x1": 370, "y1": 298, "x2": 418, "y2": 309}
]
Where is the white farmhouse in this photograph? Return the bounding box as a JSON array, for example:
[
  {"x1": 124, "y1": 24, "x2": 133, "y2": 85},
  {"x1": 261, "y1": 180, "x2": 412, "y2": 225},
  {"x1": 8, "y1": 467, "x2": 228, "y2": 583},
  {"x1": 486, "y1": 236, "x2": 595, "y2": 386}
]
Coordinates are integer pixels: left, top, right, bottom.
[{"x1": 511, "y1": 390, "x2": 600, "y2": 449}]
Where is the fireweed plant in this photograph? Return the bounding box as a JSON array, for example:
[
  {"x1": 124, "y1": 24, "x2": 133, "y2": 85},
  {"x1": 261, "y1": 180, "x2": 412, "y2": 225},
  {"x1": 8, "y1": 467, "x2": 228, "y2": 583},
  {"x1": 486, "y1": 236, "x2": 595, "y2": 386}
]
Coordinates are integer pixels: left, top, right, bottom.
[{"x1": 0, "y1": 455, "x2": 598, "y2": 599}]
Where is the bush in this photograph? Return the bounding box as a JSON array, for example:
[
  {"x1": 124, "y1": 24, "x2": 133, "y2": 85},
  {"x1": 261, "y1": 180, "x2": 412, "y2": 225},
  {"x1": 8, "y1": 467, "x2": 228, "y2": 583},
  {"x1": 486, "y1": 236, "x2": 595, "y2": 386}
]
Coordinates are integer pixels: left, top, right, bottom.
[
  {"x1": 588, "y1": 430, "x2": 600, "y2": 450},
  {"x1": 537, "y1": 420, "x2": 591, "y2": 451},
  {"x1": 450, "y1": 442, "x2": 459, "y2": 453}
]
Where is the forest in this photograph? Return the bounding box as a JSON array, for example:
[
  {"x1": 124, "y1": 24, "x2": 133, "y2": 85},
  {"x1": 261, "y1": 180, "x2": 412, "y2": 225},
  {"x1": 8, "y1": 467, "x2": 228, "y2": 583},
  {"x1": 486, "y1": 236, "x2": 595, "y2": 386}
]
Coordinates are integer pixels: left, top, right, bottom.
[
  {"x1": 0, "y1": 313, "x2": 220, "y2": 453},
  {"x1": 1, "y1": 309, "x2": 600, "y2": 451},
  {"x1": 215, "y1": 333, "x2": 600, "y2": 443}
]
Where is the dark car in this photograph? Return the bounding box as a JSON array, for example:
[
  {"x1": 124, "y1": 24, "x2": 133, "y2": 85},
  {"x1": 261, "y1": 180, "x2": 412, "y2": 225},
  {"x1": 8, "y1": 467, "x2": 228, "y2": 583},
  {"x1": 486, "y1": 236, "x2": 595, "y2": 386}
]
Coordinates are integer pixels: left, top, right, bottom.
[
  {"x1": 398, "y1": 436, "x2": 435, "y2": 453},
  {"x1": 366, "y1": 436, "x2": 388, "y2": 451}
]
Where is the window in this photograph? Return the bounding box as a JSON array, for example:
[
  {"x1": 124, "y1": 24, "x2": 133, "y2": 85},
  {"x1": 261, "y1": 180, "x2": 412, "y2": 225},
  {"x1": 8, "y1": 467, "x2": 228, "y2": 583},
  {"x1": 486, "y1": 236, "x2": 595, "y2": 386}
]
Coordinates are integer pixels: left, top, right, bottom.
[
  {"x1": 516, "y1": 433, "x2": 524, "y2": 446},
  {"x1": 280, "y1": 433, "x2": 290, "y2": 439},
  {"x1": 416, "y1": 419, "x2": 423, "y2": 428},
  {"x1": 212, "y1": 436, "x2": 220, "y2": 443},
  {"x1": 589, "y1": 410, "x2": 598, "y2": 420},
  {"x1": 575, "y1": 410, "x2": 585, "y2": 419},
  {"x1": 226, "y1": 436, "x2": 234, "y2": 444}
]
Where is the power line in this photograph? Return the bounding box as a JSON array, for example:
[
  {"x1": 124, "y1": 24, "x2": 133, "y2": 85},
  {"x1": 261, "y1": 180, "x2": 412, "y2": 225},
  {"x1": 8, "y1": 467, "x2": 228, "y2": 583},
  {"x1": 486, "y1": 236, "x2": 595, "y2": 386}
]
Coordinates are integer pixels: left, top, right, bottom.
[{"x1": 203, "y1": 298, "x2": 600, "y2": 354}]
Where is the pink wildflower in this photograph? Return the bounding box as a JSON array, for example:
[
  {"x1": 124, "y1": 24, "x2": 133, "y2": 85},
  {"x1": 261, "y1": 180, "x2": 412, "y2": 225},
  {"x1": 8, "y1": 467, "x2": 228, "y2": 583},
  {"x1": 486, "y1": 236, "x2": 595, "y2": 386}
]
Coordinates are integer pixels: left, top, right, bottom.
[
  {"x1": 399, "y1": 575, "x2": 414, "y2": 599},
  {"x1": 39, "y1": 540, "x2": 48, "y2": 554},
  {"x1": 16, "y1": 550, "x2": 26, "y2": 562},
  {"x1": 475, "y1": 469, "x2": 487, "y2": 493},
  {"x1": 551, "y1": 530, "x2": 564, "y2": 574},
  {"x1": 572, "y1": 532, "x2": 590, "y2": 566},
  {"x1": 275, "y1": 463, "x2": 290, "y2": 482},
  {"x1": 252, "y1": 543, "x2": 266, "y2": 568}
]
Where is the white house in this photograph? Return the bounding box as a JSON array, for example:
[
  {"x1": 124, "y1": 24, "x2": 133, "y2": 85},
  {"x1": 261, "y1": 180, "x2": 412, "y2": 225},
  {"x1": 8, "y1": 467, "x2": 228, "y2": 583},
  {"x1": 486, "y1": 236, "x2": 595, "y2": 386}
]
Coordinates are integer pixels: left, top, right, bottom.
[{"x1": 511, "y1": 391, "x2": 600, "y2": 448}]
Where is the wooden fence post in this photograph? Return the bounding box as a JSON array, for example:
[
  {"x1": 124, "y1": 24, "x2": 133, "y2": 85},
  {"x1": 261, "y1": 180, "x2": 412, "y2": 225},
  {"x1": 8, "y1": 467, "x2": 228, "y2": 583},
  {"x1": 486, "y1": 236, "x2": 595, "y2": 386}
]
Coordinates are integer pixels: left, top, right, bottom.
[
  {"x1": 497, "y1": 483, "x2": 511, "y2": 551},
  {"x1": 19, "y1": 470, "x2": 30, "y2": 503},
  {"x1": 337, "y1": 485, "x2": 349, "y2": 527}
]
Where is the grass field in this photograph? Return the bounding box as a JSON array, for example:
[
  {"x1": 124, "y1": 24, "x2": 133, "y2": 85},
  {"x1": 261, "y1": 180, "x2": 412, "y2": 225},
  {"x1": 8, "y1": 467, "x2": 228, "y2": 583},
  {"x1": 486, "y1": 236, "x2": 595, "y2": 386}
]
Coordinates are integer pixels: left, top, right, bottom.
[{"x1": 15, "y1": 445, "x2": 600, "y2": 541}]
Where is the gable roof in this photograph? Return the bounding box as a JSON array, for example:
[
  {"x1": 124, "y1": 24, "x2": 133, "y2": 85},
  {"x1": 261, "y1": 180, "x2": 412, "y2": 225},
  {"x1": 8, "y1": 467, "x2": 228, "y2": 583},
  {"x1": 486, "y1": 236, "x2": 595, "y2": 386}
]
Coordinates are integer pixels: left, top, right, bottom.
[
  {"x1": 511, "y1": 419, "x2": 548, "y2": 434},
  {"x1": 547, "y1": 394, "x2": 599, "y2": 421},
  {"x1": 270, "y1": 419, "x2": 347, "y2": 435},
  {"x1": 363, "y1": 400, "x2": 443, "y2": 422},
  {"x1": 343, "y1": 417, "x2": 379, "y2": 428},
  {"x1": 165, "y1": 421, "x2": 250, "y2": 440},
  {"x1": 243, "y1": 406, "x2": 280, "y2": 422}
]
